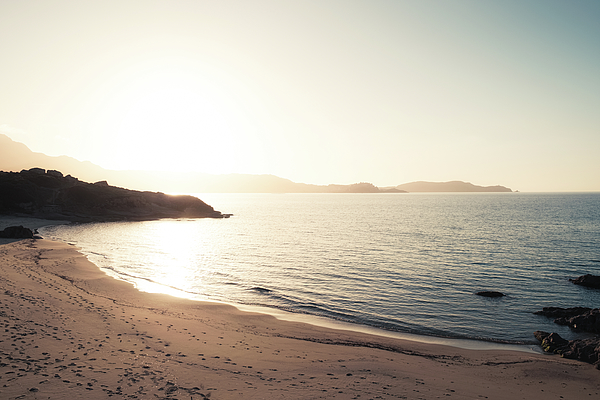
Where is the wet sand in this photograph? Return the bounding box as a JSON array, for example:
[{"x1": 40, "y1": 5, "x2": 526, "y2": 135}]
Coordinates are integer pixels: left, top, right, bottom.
[{"x1": 1, "y1": 238, "x2": 598, "y2": 399}]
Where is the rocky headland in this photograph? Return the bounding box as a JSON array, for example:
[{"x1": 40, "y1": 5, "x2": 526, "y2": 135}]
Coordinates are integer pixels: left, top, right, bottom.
[{"x1": 0, "y1": 168, "x2": 228, "y2": 222}]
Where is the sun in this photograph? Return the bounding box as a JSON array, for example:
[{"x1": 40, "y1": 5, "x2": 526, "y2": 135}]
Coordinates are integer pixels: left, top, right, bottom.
[{"x1": 86, "y1": 64, "x2": 258, "y2": 174}]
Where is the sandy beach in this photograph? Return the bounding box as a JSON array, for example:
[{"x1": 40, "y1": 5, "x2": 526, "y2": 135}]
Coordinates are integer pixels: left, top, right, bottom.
[{"x1": 1, "y1": 238, "x2": 599, "y2": 399}]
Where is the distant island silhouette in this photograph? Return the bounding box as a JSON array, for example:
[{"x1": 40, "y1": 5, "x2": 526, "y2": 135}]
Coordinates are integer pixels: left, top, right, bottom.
[
  {"x1": 0, "y1": 134, "x2": 512, "y2": 193},
  {"x1": 391, "y1": 181, "x2": 512, "y2": 193}
]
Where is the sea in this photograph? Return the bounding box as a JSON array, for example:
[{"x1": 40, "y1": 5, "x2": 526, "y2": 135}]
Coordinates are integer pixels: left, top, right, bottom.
[{"x1": 39, "y1": 192, "x2": 600, "y2": 348}]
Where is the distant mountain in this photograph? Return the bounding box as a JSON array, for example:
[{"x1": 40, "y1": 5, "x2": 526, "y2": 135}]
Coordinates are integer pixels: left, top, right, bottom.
[
  {"x1": 0, "y1": 134, "x2": 511, "y2": 193},
  {"x1": 0, "y1": 133, "x2": 110, "y2": 183},
  {"x1": 0, "y1": 134, "x2": 398, "y2": 193},
  {"x1": 393, "y1": 181, "x2": 512, "y2": 193}
]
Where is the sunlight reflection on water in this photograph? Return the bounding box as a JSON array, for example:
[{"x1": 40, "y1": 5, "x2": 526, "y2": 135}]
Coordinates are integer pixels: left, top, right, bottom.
[{"x1": 41, "y1": 193, "x2": 600, "y2": 344}]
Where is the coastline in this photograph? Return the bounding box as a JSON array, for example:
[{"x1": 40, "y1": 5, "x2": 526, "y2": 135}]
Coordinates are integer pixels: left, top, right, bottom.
[
  {"x1": 75, "y1": 256, "x2": 538, "y2": 353},
  {"x1": 29, "y1": 195, "x2": 600, "y2": 345},
  {"x1": 1, "y1": 238, "x2": 599, "y2": 399},
  {"x1": 17, "y1": 215, "x2": 539, "y2": 352}
]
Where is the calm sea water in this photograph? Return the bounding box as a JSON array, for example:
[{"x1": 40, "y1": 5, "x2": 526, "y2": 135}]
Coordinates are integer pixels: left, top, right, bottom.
[{"x1": 40, "y1": 193, "x2": 600, "y2": 345}]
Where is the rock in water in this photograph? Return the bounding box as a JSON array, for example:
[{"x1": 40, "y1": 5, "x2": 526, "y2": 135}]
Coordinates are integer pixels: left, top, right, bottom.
[
  {"x1": 534, "y1": 331, "x2": 569, "y2": 354},
  {"x1": 533, "y1": 331, "x2": 550, "y2": 342},
  {"x1": 534, "y1": 331, "x2": 600, "y2": 369},
  {"x1": 570, "y1": 274, "x2": 600, "y2": 289},
  {"x1": 534, "y1": 307, "x2": 592, "y2": 319},
  {"x1": 475, "y1": 291, "x2": 505, "y2": 298},
  {"x1": 557, "y1": 309, "x2": 600, "y2": 334},
  {"x1": 535, "y1": 307, "x2": 600, "y2": 334}
]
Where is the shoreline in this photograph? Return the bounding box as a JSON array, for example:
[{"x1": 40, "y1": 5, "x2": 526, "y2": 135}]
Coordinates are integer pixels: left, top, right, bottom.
[
  {"x1": 233, "y1": 303, "x2": 540, "y2": 353},
  {"x1": 37, "y1": 221, "x2": 566, "y2": 350},
  {"x1": 83, "y1": 257, "x2": 539, "y2": 353},
  {"x1": 1, "y1": 238, "x2": 599, "y2": 399}
]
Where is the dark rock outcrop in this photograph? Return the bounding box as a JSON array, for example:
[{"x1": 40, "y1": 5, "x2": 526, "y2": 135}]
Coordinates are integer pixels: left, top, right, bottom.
[
  {"x1": 534, "y1": 331, "x2": 600, "y2": 369},
  {"x1": 535, "y1": 307, "x2": 600, "y2": 368},
  {"x1": 475, "y1": 291, "x2": 505, "y2": 298},
  {"x1": 0, "y1": 168, "x2": 228, "y2": 222},
  {"x1": 557, "y1": 309, "x2": 600, "y2": 334},
  {"x1": 570, "y1": 274, "x2": 600, "y2": 289},
  {"x1": 562, "y1": 337, "x2": 600, "y2": 367},
  {"x1": 534, "y1": 306, "x2": 593, "y2": 319},
  {"x1": 534, "y1": 331, "x2": 569, "y2": 353},
  {"x1": 0, "y1": 225, "x2": 34, "y2": 239},
  {"x1": 535, "y1": 307, "x2": 600, "y2": 334}
]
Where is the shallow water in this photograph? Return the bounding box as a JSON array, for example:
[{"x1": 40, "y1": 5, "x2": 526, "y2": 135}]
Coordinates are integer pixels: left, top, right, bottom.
[{"x1": 41, "y1": 192, "x2": 600, "y2": 344}]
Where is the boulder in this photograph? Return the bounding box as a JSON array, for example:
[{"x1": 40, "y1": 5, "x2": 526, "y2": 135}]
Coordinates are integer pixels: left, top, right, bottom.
[
  {"x1": 561, "y1": 337, "x2": 600, "y2": 367},
  {"x1": 534, "y1": 331, "x2": 570, "y2": 354},
  {"x1": 0, "y1": 225, "x2": 34, "y2": 239},
  {"x1": 533, "y1": 330, "x2": 550, "y2": 342},
  {"x1": 476, "y1": 291, "x2": 505, "y2": 298},
  {"x1": 570, "y1": 274, "x2": 600, "y2": 289},
  {"x1": 534, "y1": 331, "x2": 600, "y2": 369}
]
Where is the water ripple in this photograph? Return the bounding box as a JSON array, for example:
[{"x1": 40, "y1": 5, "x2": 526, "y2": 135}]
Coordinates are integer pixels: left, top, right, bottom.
[{"x1": 41, "y1": 193, "x2": 600, "y2": 344}]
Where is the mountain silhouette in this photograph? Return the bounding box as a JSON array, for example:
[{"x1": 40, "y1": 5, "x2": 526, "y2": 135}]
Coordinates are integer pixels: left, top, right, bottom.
[{"x1": 0, "y1": 134, "x2": 511, "y2": 193}]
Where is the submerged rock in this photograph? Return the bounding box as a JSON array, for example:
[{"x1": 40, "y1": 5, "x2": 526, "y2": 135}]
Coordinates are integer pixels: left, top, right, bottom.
[
  {"x1": 475, "y1": 291, "x2": 505, "y2": 298},
  {"x1": 570, "y1": 274, "x2": 600, "y2": 289}
]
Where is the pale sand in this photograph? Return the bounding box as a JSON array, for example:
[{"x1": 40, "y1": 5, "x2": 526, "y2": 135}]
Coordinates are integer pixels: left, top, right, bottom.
[{"x1": 1, "y1": 239, "x2": 598, "y2": 400}]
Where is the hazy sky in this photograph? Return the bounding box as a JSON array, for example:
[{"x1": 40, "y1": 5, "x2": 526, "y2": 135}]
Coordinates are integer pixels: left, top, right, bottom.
[{"x1": 1, "y1": 0, "x2": 598, "y2": 191}]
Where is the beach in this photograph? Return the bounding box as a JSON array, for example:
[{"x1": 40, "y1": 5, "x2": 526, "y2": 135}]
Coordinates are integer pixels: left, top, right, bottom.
[{"x1": 1, "y1": 238, "x2": 599, "y2": 399}]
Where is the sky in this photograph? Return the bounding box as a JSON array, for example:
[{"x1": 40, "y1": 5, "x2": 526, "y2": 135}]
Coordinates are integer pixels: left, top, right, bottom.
[{"x1": 1, "y1": 0, "x2": 598, "y2": 192}]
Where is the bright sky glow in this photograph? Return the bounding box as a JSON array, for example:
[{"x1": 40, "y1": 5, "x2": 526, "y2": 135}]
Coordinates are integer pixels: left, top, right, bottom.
[{"x1": 1, "y1": 0, "x2": 599, "y2": 191}]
